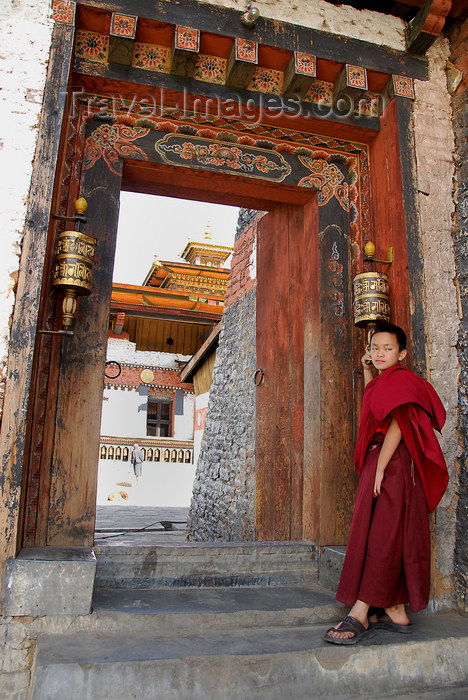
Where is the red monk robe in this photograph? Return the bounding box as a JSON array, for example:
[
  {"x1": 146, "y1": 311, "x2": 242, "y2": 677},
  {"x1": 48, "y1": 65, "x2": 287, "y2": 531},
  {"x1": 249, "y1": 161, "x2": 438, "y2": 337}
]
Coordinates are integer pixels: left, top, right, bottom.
[{"x1": 336, "y1": 365, "x2": 448, "y2": 613}]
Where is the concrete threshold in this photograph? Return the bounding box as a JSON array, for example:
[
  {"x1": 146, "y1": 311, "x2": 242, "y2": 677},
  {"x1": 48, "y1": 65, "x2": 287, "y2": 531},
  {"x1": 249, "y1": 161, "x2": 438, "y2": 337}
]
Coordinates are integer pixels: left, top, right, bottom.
[
  {"x1": 87, "y1": 583, "x2": 345, "y2": 632},
  {"x1": 93, "y1": 541, "x2": 319, "y2": 588},
  {"x1": 30, "y1": 613, "x2": 468, "y2": 700}
]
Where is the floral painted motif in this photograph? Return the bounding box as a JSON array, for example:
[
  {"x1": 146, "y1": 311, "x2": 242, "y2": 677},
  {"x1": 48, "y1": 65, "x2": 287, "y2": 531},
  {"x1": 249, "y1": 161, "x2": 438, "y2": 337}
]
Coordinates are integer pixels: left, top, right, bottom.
[
  {"x1": 193, "y1": 55, "x2": 227, "y2": 85},
  {"x1": 329, "y1": 242, "x2": 344, "y2": 318},
  {"x1": 175, "y1": 26, "x2": 200, "y2": 52},
  {"x1": 393, "y1": 75, "x2": 414, "y2": 99},
  {"x1": 236, "y1": 38, "x2": 257, "y2": 63},
  {"x1": 84, "y1": 124, "x2": 150, "y2": 175},
  {"x1": 298, "y1": 158, "x2": 349, "y2": 211},
  {"x1": 75, "y1": 31, "x2": 109, "y2": 64},
  {"x1": 132, "y1": 43, "x2": 171, "y2": 72},
  {"x1": 346, "y1": 65, "x2": 367, "y2": 90},
  {"x1": 295, "y1": 52, "x2": 316, "y2": 76},
  {"x1": 111, "y1": 13, "x2": 138, "y2": 39},
  {"x1": 356, "y1": 92, "x2": 380, "y2": 117},
  {"x1": 52, "y1": 0, "x2": 76, "y2": 24},
  {"x1": 156, "y1": 135, "x2": 291, "y2": 181},
  {"x1": 304, "y1": 80, "x2": 333, "y2": 106},
  {"x1": 248, "y1": 68, "x2": 283, "y2": 95}
]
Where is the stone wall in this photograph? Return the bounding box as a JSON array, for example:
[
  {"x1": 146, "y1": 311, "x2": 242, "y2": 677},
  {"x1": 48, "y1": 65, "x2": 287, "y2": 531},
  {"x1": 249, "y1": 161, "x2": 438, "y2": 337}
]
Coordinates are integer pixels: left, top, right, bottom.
[
  {"x1": 449, "y1": 17, "x2": 468, "y2": 613},
  {"x1": 0, "y1": 0, "x2": 53, "y2": 420},
  {"x1": 412, "y1": 38, "x2": 461, "y2": 609},
  {"x1": 187, "y1": 212, "x2": 260, "y2": 541}
]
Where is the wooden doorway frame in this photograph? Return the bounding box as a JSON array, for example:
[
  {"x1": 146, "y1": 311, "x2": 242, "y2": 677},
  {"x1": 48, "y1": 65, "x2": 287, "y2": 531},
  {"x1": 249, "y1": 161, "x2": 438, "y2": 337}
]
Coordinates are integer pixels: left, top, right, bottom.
[{"x1": 1, "y1": 99, "x2": 422, "y2": 582}]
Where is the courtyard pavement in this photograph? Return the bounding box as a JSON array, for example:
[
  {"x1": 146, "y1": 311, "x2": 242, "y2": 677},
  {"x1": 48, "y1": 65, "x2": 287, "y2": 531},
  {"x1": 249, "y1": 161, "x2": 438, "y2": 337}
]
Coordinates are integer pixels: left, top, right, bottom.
[{"x1": 94, "y1": 505, "x2": 189, "y2": 546}]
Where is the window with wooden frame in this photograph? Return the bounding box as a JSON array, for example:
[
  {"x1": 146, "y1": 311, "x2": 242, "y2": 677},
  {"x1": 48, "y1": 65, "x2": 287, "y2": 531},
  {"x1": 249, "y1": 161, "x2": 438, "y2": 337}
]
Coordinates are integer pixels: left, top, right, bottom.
[{"x1": 147, "y1": 397, "x2": 173, "y2": 437}]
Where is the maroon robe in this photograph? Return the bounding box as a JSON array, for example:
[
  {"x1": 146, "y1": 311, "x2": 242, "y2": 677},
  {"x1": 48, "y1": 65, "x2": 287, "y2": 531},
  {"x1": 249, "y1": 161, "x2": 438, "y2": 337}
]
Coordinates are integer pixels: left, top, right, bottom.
[{"x1": 336, "y1": 365, "x2": 448, "y2": 612}]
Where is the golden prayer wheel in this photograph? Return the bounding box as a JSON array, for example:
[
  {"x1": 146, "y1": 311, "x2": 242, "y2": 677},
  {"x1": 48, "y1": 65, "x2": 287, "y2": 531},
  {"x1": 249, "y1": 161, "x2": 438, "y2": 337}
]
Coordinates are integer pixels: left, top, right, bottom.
[
  {"x1": 52, "y1": 199, "x2": 97, "y2": 328},
  {"x1": 353, "y1": 271, "x2": 390, "y2": 328}
]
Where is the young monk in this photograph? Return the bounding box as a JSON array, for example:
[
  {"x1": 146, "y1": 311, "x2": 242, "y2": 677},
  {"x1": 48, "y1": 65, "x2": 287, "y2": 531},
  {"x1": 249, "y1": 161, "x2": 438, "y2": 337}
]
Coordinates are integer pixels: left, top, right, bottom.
[{"x1": 324, "y1": 322, "x2": 449, "y2": 645}]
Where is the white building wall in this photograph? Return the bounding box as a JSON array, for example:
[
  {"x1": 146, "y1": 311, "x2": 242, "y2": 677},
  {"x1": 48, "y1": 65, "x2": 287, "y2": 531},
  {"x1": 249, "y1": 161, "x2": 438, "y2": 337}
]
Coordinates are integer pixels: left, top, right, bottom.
[
  {"x1": 175, "y1": 394, "x2": 195, "y2": 441},
  {"x1": 101, "y1": 387, "x2": 147, "y2": 438},
  {"x1": 106, "y1": 337, "x2": 191, "y2": 368},
  {"x1": 202, "y1": 0, "x2": 406, "y2": 50},
  {"x1": 0, "y1": 0, "x2": 53, "y2": 413}
]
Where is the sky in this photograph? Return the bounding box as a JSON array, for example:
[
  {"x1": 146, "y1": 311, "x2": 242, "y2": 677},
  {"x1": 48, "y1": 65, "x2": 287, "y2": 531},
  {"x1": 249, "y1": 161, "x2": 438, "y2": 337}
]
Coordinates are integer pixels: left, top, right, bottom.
[{"x1": 113, "y1": 192, "x2": 240, "y2": 285}]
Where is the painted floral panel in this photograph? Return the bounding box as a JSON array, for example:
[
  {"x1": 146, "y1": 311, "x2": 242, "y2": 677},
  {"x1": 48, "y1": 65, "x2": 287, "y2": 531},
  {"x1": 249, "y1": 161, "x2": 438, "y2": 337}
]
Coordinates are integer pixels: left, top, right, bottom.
[
  {"x1": 295, "y1": 52, "x2": 316, "y2": 77},
  {"x1": 111, "y1": 13, "x2": 138, "y2": 39},
  {"x1": 75, "y1": 31, "x2": 109, "y2": 64},
  {"x1": 193, "y1": 55, "x2": 227, "y2": 85},
  {"x1": 236, "y1": 38, "x2": 257, "y2": 63},
  {"x1": 175, "y1": 26, "x2": 200, "y2": 52},
  {"x1": 304, "y1": 79, "x2": 333, "y2": 106},
  {"x1": 132, "y1": 43, "x2": 171, "y2": 73},
  {"x1": 393, "y1": 75, "x2": 414, "y2": 99},
  {"x1": 52, "y1": 1, "x2": 75, "y2": 24},
  {"x1": 346, "y1": 65, "x2": 368, "y2": 90},
  {"x1": 248, "y1": 68, "x2": 283, "y2": 95},
  {"x1": 355, "y1": 92, "x2": 380, "y2": 117}
]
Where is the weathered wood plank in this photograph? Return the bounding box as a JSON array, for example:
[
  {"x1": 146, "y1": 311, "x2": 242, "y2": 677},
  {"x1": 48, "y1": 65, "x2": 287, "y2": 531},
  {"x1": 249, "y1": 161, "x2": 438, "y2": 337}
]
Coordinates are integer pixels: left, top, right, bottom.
[
  {"x1": 395, "y1": 96, "x2": 427, "y2": 376},
  {"x1": 368, "y1": 98, "x2": 413, "y2": 367},
  {"x1": 77, "y1": 0, "x2": 428, "y2": 79},
  {"x1": 0, "y1": 22, "x2": 75, "y2": 607},
  {"x1": 317, "y1": 178, "x2": 355, "y2": 544},
  {"x1": 288, "y1": 203, "x2": 306, "y2": 540},
  {"x1": 302, "y1": 197, "x2": 321, "y2": 541},
  {"x1": 256, "y1": 208, "x2": 279, "y2": 539},
  {"x1": 274, "y1": 204, "x2": 292, "y2": 540}
]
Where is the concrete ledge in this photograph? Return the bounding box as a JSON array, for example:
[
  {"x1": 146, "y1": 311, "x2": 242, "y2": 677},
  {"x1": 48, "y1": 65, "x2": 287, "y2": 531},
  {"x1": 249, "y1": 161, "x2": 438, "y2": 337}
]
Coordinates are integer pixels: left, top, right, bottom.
[
  {"x1": 29, "y1": 613, "x2": 468, "y2": 700},
  {"x1": 94, "y1": 542, "x2": 319, "y2": 589},
  {"x1": 4, "y1": 547, "x2": 96, "y2": 617},
  {"x1": 318, "y1": 545, "x2": 346, "y2": 591}
]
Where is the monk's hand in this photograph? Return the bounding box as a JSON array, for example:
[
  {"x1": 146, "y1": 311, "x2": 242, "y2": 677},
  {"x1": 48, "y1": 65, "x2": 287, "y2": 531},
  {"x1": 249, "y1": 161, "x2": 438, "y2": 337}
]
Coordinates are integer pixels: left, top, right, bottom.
[
  {"x1": 373, "y1": 468, "x2": 385, "y2": 497},
  {"x1": 361, "y1": 348, "x2": 373, "y2": 370}
]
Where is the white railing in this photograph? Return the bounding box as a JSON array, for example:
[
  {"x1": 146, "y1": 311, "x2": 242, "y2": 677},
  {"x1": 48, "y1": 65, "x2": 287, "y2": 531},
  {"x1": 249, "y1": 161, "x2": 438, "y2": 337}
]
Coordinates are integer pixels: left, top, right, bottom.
[{"x1": 99, "y1": 436, "x2": 194, "y2": 464}]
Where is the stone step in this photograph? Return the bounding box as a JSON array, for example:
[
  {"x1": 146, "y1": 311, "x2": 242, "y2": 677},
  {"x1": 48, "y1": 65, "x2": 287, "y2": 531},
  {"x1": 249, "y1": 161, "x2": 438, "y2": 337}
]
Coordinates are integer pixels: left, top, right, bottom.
[
  {"x1": 85, "y1": 584, "x2": 344, "y2": 633},
  {"x1": 93, "y1": 541, "x2": 319, "y2": 588},
  {"x1": 29, "y1": 613, "x2": 468, "y2": 700}
]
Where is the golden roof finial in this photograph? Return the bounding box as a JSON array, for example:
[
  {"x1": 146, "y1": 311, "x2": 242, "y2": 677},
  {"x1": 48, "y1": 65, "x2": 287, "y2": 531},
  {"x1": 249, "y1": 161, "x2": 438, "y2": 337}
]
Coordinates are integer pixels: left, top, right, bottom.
[{"x1": 204, "y1": 222, "x2": 214, "y2": 242}]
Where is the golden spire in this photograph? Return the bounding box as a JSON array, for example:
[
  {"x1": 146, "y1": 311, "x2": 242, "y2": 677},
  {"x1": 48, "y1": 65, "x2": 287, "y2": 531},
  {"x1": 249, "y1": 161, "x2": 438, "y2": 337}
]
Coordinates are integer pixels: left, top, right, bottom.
[{"x1": 203, "y1": 222, "x2": 214, "y2": 242}]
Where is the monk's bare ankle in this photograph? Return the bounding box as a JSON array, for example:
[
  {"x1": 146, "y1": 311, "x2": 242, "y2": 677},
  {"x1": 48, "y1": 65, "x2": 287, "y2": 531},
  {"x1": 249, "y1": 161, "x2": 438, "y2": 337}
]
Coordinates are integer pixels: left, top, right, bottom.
[{"x1": 385, "y1": 604, "x2": 410, "y2": 625}]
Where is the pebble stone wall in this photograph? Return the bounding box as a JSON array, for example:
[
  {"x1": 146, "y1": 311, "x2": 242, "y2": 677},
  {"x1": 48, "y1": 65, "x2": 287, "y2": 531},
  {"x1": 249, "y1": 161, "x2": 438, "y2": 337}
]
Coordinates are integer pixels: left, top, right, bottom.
[
  {"x1": 412, "y1": 38, "x2": 461, "y2": 609},
  {"x1": 449, "y1": 18, "x2": 468, "y2": 612},
  {"x1": 187, "y1": 211, "x2": 260, "y2": 541}
]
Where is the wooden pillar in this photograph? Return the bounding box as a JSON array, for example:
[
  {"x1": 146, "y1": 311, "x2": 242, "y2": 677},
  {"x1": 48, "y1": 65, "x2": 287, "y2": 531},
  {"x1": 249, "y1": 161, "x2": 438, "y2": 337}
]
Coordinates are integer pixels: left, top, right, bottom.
[
  {"x1": 46, "y1": 118, "x2": 122, "y2": 545},
  {"x1": 0, "y1": 22, "x2": 75, "y2": 608},
  {"x1": 303, "y1": 163, "x2": 356, "y2": 545}
]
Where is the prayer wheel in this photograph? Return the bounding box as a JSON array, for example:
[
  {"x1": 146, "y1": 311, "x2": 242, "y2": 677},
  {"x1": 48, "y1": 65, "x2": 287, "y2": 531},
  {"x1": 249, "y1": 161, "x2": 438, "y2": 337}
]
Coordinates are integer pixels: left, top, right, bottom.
[
  {"x1": 52, "y1": 198, "x2": 97, "y2": 328},
  {"x1": 52, "y1": 229, "x2": 96, "y2": 294},
  {"x1": 353, "y1": 271, "x2": 390, "y2": 328}
]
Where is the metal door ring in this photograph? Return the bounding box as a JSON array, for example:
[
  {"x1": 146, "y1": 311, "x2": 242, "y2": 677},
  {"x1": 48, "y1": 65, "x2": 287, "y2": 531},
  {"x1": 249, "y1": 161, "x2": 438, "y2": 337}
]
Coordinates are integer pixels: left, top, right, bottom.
[{"x1": 254, "y1": 368, "x2": 264, "y2": 386}]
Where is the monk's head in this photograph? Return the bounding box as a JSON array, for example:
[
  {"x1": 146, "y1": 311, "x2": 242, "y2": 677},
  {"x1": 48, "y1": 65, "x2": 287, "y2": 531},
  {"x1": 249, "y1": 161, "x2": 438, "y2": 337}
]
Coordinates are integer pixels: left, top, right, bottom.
[{"x1": 369, "y1": 323, "x2": 407, "y2": 372}]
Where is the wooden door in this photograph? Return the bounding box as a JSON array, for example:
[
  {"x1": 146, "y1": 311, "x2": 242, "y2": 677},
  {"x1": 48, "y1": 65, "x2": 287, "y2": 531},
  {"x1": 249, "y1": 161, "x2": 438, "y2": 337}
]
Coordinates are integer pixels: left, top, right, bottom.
[
  {"x1": 256, "y1": 182, "x2": 356, "y2": 545},
  {"x1": 256, "y1": 199, "x2": 318, "y2": 541}
]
